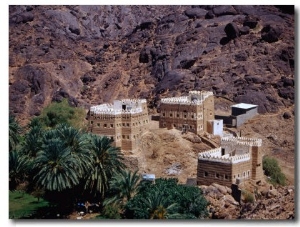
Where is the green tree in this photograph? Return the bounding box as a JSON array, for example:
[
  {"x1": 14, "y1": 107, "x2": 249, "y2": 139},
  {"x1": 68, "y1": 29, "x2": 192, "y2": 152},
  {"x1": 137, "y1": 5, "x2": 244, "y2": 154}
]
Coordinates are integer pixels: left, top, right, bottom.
[
  {"x1": 9, "y1": 150, "x2": 30, "y2": 190},
  {"x1": 33, "y1": 138, "x2": 80, "y2": 191},
  {"x1": 85, "y1": 135, "x2": 125, "y2": 199},
  {"x1": 55, "y1": 124, "x2": 94, "y2": 178},
  {"x1": 125, "y1": 178, "x2": 208, "y2": 219},
  {"x1": 38, "y1": 99, "x2": 86, "y2": 129},
  {"x1": 21, "y1": 121, "x2": 44, "y2": 158},
  {"x1": 141, "y1": 190, "x2": 179, "y2": 219},
  {"x1": 263, "y1": 156, "x2": 286, "y2": 186},
  {"x1": 9, "y1": 115, "x2": 22, "y2": 152}
]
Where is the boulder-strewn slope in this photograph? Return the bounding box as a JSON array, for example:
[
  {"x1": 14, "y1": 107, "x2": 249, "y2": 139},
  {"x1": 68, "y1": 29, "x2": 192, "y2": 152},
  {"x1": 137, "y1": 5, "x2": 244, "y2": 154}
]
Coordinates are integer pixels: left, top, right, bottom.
[{"x1": 9, "y1": 5, "x2": 294, "y2": 123}]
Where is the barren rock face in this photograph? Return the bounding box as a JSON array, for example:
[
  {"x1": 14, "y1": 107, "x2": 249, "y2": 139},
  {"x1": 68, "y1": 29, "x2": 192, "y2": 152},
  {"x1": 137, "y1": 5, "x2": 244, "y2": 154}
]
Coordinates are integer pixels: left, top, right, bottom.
[{"x1": 9, "y1": 5, "x2": 294, "y2": 124}]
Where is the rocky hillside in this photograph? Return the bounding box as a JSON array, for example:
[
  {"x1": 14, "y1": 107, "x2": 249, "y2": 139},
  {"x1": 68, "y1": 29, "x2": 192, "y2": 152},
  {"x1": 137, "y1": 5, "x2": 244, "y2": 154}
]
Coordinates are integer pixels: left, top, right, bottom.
[{"x1": 9, "y1": 5, "x2": 294, "y2": 124}]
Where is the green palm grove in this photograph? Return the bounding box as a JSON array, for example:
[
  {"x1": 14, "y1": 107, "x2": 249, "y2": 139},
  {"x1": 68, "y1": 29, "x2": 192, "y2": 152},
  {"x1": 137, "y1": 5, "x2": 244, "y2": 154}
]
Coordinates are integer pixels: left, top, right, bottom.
[{"x1": 9, "y1": 101, "x2": 209, "y2": 219}]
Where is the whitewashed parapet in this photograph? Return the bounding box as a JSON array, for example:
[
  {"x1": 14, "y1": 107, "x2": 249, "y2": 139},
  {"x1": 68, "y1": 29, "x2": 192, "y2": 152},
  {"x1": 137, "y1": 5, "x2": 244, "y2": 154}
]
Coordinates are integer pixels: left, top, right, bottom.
[
  {"x1": 198, "y1": 147, "x2": 222, "y2": 158},
  {"x1": 198, "y1": 147, "x2": 250, "y2": 164},
  {"x1": 90, "y1": 99, "x2": 146, "y2": 115},
  {"x1": 122, "y1": 99, "x2": 147, "y2": 104},
  {"x1": 231, "y1": 153, "x2": 251, "y2": 163},
  {"x1": 221, "y1": 136, "x2": 262, "y2": 147}
]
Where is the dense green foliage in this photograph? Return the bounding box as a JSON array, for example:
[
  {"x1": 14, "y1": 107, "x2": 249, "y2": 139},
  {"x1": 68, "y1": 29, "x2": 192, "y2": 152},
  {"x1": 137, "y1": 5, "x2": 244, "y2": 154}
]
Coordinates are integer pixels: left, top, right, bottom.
[
  {"x1": 263, "y1": 156, "x2": 286, "y2": 186},
  {"x1": 124, "y1": 178, "x2": 208, "y2": 219},
  {"x1": 38, "y1": 99, "x2": 86, "y2": 129},
  {"x1": 9, "y1": 107, "x2": 208, "y2": 219},
  {"x1": 9, "y1": 190, "x2": 49, "y2": 219},
  {"x1": 9, "y1": 115, "x2": 22, "y2": 152}
]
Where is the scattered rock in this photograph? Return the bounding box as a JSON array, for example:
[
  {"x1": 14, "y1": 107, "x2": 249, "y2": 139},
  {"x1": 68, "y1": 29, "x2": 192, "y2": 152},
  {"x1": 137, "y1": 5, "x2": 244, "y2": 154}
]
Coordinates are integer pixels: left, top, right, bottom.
[{"x1": 283, "y1": 112, "x2": 292, "y2": 119}]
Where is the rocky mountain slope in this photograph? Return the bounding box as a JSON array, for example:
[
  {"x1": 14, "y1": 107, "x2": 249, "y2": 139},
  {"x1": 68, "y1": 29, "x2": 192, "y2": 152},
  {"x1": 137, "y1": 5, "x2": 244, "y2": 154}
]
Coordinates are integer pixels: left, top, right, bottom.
[
  {"x1": 9, "y1": 5, "x2": 294, "y2": 123},
  {"x1": 9, "y1": 5, "x2": 295, "y2": 220}
]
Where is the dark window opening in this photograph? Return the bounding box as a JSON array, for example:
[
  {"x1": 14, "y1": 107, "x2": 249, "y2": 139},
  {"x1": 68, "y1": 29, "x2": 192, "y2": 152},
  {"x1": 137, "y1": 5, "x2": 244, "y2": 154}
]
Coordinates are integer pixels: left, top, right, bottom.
[
  {"x1": 204, "y1": 171, "x2": 208, "y2": 177},
  {"x1": 122, "y1": 105, "x2": 126, "y2": 110},
  {"x1": 221, "y1": 148, "x2": 225, "y2": 156}
]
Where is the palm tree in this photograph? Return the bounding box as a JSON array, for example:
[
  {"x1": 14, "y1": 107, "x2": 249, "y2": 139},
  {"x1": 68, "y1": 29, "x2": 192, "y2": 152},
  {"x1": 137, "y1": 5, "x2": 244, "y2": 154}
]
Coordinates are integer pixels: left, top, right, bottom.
[
  {"x1": 55, "y1": 124, "x2": 94, "y2": 178},
  {"x1": 9, "y1": 150, "x2": 30, "y2": 190},
  {"x1": 21, "y1": 124, "x2": 44, "y2": 158},
  {"x1": 141, "y1": 191, "x2": 178, "y2": 219},
  {"x1": 34, "y1": 138, "x2": 80, "y2": 191},
  {"x1": 85, "y1": 135, "x2": 125, "y2": 198},
  {"x1": 9, "y1": 115, "x2": 22, "y2": 152},
  {"x1": 104, "y1": 169, "x2": 141, "y2": 206}
]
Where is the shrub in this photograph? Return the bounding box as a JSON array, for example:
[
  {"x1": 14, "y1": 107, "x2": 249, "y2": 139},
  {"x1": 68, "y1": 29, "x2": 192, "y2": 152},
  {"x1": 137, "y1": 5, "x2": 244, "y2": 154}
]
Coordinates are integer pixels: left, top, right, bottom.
[
  {"x1": 38, "y1": 99, "x2": 87, "y2": 129},
  {"x1": 101, "y1": 204, "x2": 121, "y2": 219},
  {"x1": 263, "y1": 156, "x2": 286, "y2": 186},
  {"x1": 242, "y1": 190, "x2": 254, "y2": 203}
]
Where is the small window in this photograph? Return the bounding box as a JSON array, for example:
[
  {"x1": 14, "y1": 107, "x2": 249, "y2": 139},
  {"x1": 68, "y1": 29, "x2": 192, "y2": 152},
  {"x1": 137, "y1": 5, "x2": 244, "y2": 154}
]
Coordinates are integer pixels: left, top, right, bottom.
[
  {"x1": 216, "y1": 173, "x2": 220, "y2": 178},
  {"x1": 122, "y1": 123, "x2": 125, "y2": 127},
  {"x1": 191, "y1": 115, "x2": 194, "y2": 118},
  {"x1": 224, "y1": 174, "x2": 228, "y2": 180},
  {"x1": 90, "y1": 121, "x2": 93, "y2": 124},
  {"x1": 184, "y1": 115, "x2": 187, "y2": 118},
  {"x1": 97, "y1": 123, "x2": 100, "y2": 127},
  {"x1": 122, "y1": 135, "x2": 125, "y2": 139},
  {"x1": 111, "y1": 124, "x2": 114, "y2": 128},
  {"x1": 127, "y1": 123, "x2": 130, "y2": 127},
  {"x1": 170, "y1": 113, "x2": 173, "y2": 117},
  {"x1": 221, "y1": 148, "x2": 225, "y2": 156},
  {"x1": 177, "y1": 114, "x2": 179, "y2": 117},
  {"x1": 204, "y1": 171, "x2": 208, "y2": 177},
  {"x1": 127, "y1": 135, "x2": 129, "y2": 139},
  {"x1": 163, "y1": 113, "x2": 165, "y2": 117},
  {"x1": 104, "y1": 124, "x2": 107, "y2": 128}
]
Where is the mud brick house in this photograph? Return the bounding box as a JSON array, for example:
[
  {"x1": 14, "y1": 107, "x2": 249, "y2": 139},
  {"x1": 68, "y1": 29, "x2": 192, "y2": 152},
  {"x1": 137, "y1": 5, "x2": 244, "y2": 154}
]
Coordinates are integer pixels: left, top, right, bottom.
[
  {"x1": 159, "y1": 91, "x2": 220, "y2": 134},
  {"x1": 88, "y1": 99, "x2": 149, "y2": 151},
  {"x1": 197, "y1": 136, "x2": 264, "y2": 187}
]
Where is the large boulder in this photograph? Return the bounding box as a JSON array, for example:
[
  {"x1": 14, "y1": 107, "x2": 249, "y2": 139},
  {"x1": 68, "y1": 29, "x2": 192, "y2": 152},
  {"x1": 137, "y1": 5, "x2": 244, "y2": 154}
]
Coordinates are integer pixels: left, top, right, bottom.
[
  {"x1": 261, "y1": 25, "x2": 281, "y2": 43},
  {"x1": 224, "y1": 23, "x2": 240, "y2": 39},
  {"x1": 184, "y1": 8, "x2": 207, "y2": 19},
  {"x1": 213, "y1": 5, "x2": 237, "y2": 16}
]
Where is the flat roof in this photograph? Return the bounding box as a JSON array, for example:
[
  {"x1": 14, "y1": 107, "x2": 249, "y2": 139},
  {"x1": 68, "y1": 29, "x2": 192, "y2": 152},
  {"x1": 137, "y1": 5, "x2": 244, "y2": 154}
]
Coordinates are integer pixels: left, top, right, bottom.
[{"x1": 231, "y1": 103, "x2": 258, "y2": 109}]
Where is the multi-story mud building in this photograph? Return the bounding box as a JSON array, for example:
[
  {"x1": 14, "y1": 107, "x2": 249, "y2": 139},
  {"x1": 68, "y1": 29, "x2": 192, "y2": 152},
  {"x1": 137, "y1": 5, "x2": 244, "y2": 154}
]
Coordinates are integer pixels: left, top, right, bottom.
[
  {"x1": 159, "y1": 90, "x2": 217, "y2": 134},
  {"x1": 88, "y1": 99, "x2": 149, "y2": 151},
  {"x1": 197, "y1": 136, "x2": 264, "y2": 187}
]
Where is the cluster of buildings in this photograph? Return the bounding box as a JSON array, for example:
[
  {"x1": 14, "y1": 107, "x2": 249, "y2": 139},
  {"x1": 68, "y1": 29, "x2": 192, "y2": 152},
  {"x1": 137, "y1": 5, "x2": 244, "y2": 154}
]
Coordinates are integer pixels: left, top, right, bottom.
[{"x1": 88, "y1": 90, "x2": 263, "y2": 186}]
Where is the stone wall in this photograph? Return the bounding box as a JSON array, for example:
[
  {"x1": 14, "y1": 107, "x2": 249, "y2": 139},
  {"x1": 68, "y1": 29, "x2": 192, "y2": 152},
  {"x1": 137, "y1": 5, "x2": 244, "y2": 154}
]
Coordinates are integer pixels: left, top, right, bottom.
[
  {"x1": 88, "y1": 99, "x2": 149, "y2": 151},
  {"x1": 197, "y1": 136, "x2": 264, "y2": 187},
  {"x1": 159, "y1": 90, "x2": 214, "y2": 134}
]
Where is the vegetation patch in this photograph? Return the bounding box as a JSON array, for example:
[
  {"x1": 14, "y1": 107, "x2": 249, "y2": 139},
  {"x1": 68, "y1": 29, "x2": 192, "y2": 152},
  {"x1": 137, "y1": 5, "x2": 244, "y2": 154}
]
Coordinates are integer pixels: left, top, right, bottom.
[
  {"x1": 263, "y1": 156, "x2": 286, "y2": 186},
  {"x1": 38, "y1": 99, "x2": 87, "y2": 129},
  {"x1": 9, "y1": 190, "x2": 49, "y2": 219}
]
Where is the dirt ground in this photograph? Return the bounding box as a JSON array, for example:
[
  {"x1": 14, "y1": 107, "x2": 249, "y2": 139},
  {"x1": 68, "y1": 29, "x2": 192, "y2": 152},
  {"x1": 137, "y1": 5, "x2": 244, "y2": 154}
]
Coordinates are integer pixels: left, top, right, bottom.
[{"x1": 124, "y1": 99, "x2": 295, "y2": 186}]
